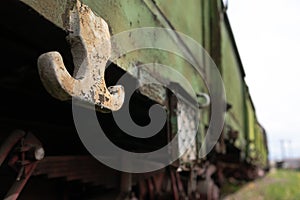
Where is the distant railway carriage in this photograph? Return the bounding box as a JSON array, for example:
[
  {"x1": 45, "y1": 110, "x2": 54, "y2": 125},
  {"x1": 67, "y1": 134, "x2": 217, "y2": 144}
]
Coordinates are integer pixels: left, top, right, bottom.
[{"x1": 0, "y1": 0, "x2": 268, "y2": 199}]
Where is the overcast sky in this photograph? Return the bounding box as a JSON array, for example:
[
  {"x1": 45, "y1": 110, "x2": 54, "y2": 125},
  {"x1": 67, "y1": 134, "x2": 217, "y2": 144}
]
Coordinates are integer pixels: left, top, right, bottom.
[{"x1": 226, "y1": 0, "x2": 300, "y2": 160}]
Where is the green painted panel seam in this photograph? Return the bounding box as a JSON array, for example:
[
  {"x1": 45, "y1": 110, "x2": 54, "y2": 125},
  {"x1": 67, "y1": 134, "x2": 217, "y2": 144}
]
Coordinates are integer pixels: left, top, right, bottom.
[{"x1": 142, "y1": 0, "x2": 207, "y2": 78}]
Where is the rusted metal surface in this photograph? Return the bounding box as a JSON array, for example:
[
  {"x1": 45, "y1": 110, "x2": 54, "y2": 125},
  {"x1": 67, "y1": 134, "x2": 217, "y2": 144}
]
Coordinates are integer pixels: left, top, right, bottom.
[
  {"x1": 4, "y1": 163, "x2": 37, "y2": 200},
  {"x1": 136, "y1": 67, "x2": 167, "y2": 105},
  {"x1": 197, "y1": 164, "x2": 219, "y2": 200},
  {"x1": 0, "y1": 130, "x2": 25, "y2": 166},
  {"x1": 1, "y1": 131, "x2": 44, "y2": 200},
  {"x1": 33, "y1": 156, "x2": 119, "y2": 187},
  {"x1": 37, "y1": 0, "x2": 124, "y2": 111},
  {"x1": 170, "y1": 170, "x2": 179, "y2": 200},
  {"x1": 135, "y1": 168, "x2": 186, "y2": 199},
  {"x1": 177, "y1": 98, "x2": 198, "y2": 164}
]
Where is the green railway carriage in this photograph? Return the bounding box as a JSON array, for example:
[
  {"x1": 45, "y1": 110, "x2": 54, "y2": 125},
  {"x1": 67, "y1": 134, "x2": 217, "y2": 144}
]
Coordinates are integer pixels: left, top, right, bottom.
[
  {"x1": 245, "y1": 87, "x2": 269, "y2": 169},
  {"x1": 219, "y1": 9, "x2": 269, "y2": 177},
  {"x1": 0, "y1": 0, "x2": 268, "y2": 199},
  {"x1": 220, "y1": 11, "x2": 247, "y2": 159}
]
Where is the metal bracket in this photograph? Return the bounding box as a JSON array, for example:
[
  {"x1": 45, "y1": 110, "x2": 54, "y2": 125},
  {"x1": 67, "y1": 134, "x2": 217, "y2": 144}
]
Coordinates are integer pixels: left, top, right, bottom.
[
  {"x1": 196, "y1": 93, "x2": 210, "y2": 109},
  {"x1": 0, "y1": 130, "x2": 44, "y2": 200},
  {"x1": 37, "y1": 0, "x2": 124, "y2": 111}
]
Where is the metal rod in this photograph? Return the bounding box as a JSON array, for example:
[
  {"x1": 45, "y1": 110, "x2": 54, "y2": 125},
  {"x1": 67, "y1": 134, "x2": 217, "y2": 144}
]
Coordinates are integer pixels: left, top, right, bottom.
[
  {"x1": 0, "y1": 130, "x2": 25, "y2": 166},
  {"x1": 4, "y1": 162, "x2": 37, "y2": 200}
]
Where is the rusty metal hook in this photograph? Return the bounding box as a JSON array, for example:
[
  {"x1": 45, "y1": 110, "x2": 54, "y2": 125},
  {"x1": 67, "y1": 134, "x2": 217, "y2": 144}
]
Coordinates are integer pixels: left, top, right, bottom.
[{"x1": 37, "y1": 0, "x2": 124, "y2": 111}]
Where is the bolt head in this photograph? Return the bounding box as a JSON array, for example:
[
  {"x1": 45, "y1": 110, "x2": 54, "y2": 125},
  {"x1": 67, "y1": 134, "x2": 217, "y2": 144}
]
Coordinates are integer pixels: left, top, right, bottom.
[{"x1": 34, "y1": 146, "x2": 45, "y2": 160}]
